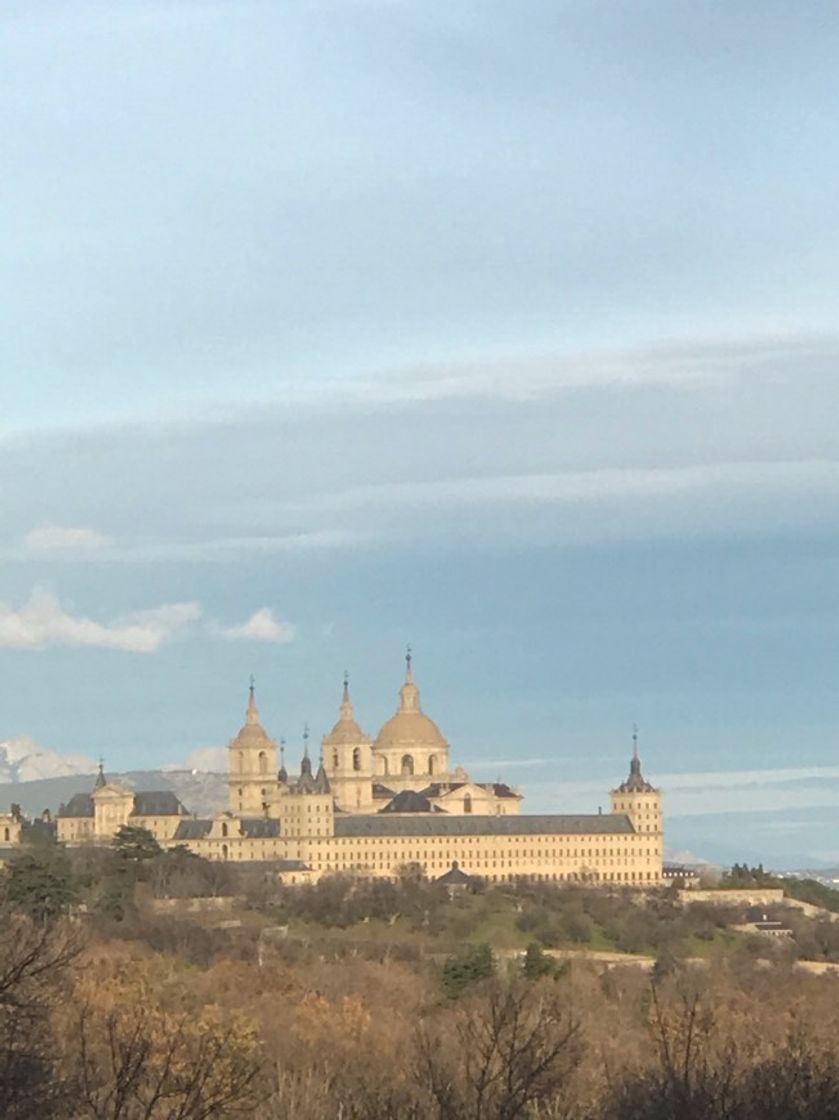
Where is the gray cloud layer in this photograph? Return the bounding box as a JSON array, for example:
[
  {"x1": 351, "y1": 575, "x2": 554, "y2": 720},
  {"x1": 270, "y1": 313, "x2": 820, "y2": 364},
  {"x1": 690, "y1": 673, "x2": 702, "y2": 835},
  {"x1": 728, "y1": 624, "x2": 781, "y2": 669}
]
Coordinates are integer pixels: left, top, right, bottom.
[{"x1": 3, "y1": 333, "x2": 838, "y2": 563}]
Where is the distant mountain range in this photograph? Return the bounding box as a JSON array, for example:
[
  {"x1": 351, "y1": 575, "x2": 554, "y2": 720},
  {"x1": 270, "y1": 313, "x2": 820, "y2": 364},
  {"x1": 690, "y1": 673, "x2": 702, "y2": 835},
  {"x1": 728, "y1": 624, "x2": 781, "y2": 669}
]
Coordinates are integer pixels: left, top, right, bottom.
[
  {"x1": 0, "y1": 735, "x2": 228, "y2": 819},
  {"x1": 0, "y1": 736, "x2": 98, "y2": 783}
]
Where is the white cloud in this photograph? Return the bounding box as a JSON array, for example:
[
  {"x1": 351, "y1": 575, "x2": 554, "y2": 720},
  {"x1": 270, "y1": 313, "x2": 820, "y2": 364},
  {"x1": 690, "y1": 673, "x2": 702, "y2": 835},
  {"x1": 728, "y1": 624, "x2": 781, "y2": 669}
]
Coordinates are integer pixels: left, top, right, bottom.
[
  {"x1": 162, "y1": 746, "x2": 228, "y2": 773},
  {"x1": 218, "y1": 607, "x2": 295, "y2": 644},
  {"x1": 0, "y1": 588, "x2": 202, "y2": 652},
  {"x1": 24, "y1": 525, "x2": 111, "y2": 553}
]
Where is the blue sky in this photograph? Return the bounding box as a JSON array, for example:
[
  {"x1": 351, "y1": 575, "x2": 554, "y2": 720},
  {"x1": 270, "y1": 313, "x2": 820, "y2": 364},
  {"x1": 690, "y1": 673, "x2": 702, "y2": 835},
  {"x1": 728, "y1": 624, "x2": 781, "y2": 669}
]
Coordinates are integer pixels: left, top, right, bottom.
[{"x1": 2, "y1": 1, "x2": 839, "y2": 866}]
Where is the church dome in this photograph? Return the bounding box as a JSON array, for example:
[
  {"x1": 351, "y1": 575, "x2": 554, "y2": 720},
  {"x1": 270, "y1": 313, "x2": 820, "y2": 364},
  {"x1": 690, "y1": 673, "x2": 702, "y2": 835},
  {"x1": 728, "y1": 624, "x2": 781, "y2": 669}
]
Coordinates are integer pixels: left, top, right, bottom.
[{"x1": 373, "y1": 653, "x2": 448, "y2": 753}]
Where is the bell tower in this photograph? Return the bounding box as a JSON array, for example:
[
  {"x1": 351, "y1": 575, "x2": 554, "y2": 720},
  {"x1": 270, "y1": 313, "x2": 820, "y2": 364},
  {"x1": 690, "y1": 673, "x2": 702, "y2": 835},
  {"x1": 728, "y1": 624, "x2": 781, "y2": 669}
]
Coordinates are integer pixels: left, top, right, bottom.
[
  {"x1": 322, "y1": 674, "x2": 374, "y2": 812},
  {"x1": 227, "y1": 679, "x2": 278, "y2": 817}
]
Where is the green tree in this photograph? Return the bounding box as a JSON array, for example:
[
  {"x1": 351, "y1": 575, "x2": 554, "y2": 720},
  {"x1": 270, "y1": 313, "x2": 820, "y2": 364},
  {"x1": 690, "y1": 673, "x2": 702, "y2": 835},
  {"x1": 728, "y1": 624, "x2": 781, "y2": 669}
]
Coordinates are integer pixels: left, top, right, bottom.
[
  {"x1": 522, "y1": 940, "x2": 555, "y2": 980},
  {"x1": 442, "y1": 942, "x2": 494, "y2": 998},
  {"x1": 5, "y1": 847, "x2": 77, "y2": 921},
  {"x1": 112, "y1": 825, "x2": 162, "y2": 862}
]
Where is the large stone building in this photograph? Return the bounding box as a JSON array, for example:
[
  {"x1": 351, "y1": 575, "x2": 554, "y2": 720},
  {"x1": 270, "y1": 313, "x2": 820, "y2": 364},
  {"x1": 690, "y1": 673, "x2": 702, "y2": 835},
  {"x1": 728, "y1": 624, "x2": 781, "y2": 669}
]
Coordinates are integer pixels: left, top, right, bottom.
[{"x1": 48, "y1": 652, "x2": 664, "y2": 886}]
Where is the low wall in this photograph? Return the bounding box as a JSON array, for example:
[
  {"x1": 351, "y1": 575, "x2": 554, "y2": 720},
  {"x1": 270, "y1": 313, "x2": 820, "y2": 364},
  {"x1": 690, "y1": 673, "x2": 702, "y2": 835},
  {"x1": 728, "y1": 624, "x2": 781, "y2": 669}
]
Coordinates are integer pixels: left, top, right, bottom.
[
  {"x1": 151, "y1": 895, "x2": 243, "y2": 913},
  {"x1": 678, "y1": 888, "x2": 785, "y2": 906}
]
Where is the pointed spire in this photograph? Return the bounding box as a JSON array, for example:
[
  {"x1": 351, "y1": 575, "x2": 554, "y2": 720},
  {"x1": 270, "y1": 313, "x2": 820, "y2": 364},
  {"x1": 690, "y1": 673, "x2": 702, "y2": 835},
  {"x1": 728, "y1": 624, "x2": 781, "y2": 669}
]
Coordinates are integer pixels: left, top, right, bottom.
[
  {"x1": 278, "y1": 738, "x2": 288, "y2": 783},
  {"x1": 314, "y1": 747, "x2": 331, "y2": 793},
  {"x1": 95, "y1": 757, "x2": 106, "y2": 789},
  {"x1": 398, "y1": 646, "x2": 420, "y2": 713},
  {"x1": 246, "y1": 675, "x2": 259, "y2": 725},
  {"x1": 300, "y1": 724, "x2": 313, "y2": 778},
  {"x1": 619, "y1": 725, "x2": 654, "y2": 792},
  {"x1": 340, "y1": 671, "x2": 354, "y2": 720}
]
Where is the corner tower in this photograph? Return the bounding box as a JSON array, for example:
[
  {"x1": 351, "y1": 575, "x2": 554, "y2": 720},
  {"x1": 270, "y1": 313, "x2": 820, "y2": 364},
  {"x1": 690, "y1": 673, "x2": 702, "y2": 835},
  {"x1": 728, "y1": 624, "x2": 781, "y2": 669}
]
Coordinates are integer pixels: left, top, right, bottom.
[
  {"x1": 610, "y1": 728, "x2": 662, "y2": 836},
  {"x1": 227, "y1": 680, "x2": 278, "y2": 817}
]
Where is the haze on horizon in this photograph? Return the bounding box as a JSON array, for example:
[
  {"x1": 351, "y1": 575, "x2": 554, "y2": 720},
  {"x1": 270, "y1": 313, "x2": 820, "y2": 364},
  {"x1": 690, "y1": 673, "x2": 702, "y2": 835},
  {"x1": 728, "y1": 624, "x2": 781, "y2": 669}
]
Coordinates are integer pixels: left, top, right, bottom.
[{"x1": 2, "y1": 1, "x2": 839, "y2": 867}]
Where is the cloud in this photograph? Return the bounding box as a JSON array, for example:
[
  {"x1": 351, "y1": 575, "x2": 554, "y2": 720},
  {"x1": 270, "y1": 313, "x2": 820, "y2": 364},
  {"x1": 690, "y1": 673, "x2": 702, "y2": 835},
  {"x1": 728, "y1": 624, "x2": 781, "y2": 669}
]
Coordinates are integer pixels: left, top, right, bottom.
[
  {"x1": 24, "y1": 525, "x2": 111, "y2": 553},
  {"x1": 525, "y1": 765, "x2": 839, "y2": 822},
  {"x1": 4, "y1": 330, "x2": 839, "y2": 561},
  {"x1": 0, "y1": 588, "x2": 202, "y2": 652},
  {"x1": 162, "y1": 746, "x2": 228, "y2": 773},
  {"x1": 218, "y1": 608, "x2": 295, "y2": 644}
]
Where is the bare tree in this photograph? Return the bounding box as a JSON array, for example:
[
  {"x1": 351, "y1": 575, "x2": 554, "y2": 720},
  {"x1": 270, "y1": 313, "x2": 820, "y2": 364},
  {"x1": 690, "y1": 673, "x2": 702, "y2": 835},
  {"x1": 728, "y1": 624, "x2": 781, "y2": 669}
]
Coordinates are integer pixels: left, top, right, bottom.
[
  {"x1": 0, "y1": 909, "x2": 81, "y2": 1119},
  {"x1": 416, "y1": 980, "x2": 582, "y2": 1120},
  {"x1": 70, "y1": 1001, "x2": 265, "y2": 1120}
]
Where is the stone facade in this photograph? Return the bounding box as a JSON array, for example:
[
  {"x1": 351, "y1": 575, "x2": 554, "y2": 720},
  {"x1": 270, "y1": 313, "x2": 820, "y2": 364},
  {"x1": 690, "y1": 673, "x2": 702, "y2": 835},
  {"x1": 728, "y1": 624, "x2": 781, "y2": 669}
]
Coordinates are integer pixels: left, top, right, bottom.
[{"x1": 55, "y1": 765, "x2": 189, "y2": 846}]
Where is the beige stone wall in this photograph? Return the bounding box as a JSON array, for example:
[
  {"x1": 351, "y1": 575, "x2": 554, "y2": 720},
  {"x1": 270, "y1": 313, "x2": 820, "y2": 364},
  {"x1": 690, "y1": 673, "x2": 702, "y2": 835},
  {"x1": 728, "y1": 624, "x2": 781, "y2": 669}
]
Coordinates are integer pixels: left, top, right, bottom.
[
  {"x1": 298, "y1": 828, "x2": 662, "y2": 884},
  {"x1": 278, "y1": 793, "x2": 334, "y2": 838},
  {"x1": 93, "y1": 785, "x2": 135, "y2": 840},
  {"x1": 131, "y1": 815, "x2": 184, "y2": 844},
  {"x1": 431, "y1": 783, "x2": 520, "y2": 817},
  {"x1": 180, "y1": 823, "x2": 662, "y2": 884},
  {"x1": 57, "y1": 816, "x2": 95, "y2": 844},
  {"x1": 610, "y1": 789, "x2": 662, "y2": 835},
  {"x1": 0, "y1": 813, "x2": 23, "y2": 846}
]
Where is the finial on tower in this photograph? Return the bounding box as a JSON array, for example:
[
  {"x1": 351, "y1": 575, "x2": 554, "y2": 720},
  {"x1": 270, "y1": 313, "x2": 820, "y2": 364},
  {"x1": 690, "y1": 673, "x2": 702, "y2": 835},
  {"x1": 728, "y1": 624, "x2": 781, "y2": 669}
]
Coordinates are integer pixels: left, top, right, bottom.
[
  {"x1": 246, "y1": 676, "x2": 259, "y2": 724},
  {"x1": 632, "y1": 723, "x2": 639, "y2": 759},
  {"x1": 303, "y1": 723, "x2": 310, "y2": 758},
  {"x1": 95, "y1": 756, "x2": 106, "y2": 789},
  {"x1": 405, "y1": 644, "x2": 413, "y2": 682}
]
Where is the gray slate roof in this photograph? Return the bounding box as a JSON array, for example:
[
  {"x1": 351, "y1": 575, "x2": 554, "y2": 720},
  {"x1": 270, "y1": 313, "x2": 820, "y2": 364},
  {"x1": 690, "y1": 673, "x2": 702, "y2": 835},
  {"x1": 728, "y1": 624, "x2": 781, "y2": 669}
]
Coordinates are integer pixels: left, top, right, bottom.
[
  {"x1": 60, "y1": 793, "x2": 94, "y2": 818},
  {"x1": 380, "y1": 790, "x2": 446, "y2": 814},
  {"x1": 172, "y1": 817, "x2": 281, "y2": 841},
  {"x1": 335, "y1": 813, "x2": 635, "y2": 837},
  {"x1": 240, "y1": 819, "x2": 281, "y2": 838},
  {"x1": 173, "y1": 819, "x2": 212, "y2": 840},
  {"x1": 131, "y1": 791, "x2": 188, "y2": 817},
  {"x1": 436, "y1": 861, "x2": 472, "y2": 885}
]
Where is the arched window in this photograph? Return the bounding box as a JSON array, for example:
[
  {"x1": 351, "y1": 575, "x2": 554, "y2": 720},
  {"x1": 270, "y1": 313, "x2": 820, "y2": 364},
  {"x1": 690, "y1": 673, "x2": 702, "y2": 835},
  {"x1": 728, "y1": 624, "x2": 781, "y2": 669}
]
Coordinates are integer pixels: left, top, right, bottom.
[
  {"x1": 401, "y1": 754, "x2": 414, "y2": 776},
  {"x1": 221, "y1": 822, "x2": 228, "y2": 837},
  {"x1": 258, "y1": 751, "x2": 267, "y2": 775},
  {"x1": 3, "y1": 827, "x2": 8, "y2": 842},
  {"x1": 332, "y1": 749, "x2": 339, "y2": 769},
  {"x1": 464, "y1": 794, "x2": 472, "y2": 814},
  {"x1": 428, "y1": 755, "x2": 436, "y2": 776},
  {"x1": 221, "y1": 844, "x2": 229, "y2": 861},
  {"x1": 381, "y1": 756, "x2": 389, "y2": 776},
  {"x1": 352, "y1": 747, "x2": 361, "y2": 771}
]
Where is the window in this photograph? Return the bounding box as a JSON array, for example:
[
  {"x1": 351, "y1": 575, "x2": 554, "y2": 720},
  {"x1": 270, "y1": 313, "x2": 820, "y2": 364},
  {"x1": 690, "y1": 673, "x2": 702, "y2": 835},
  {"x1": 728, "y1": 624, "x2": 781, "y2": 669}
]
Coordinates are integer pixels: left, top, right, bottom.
[
  {"x1": 258, "y1": 751, "x2": 267, "y2": 775},
  {"x1": 428, "y1": 755, "x2": 436, "y2": 776},
  {"x1": 332, "y1": 749, "x2": 339, "y2": 769},
  {"x1": 221, "y1": 822, "x2": 228, "y2": 837},
  {"x1": 353, "y1": 747, "x2": 361, "y2": 771},
  {"x1": 401, "y1": 754, "x2": 414, "y2": 776},
  {"x1": 463, "y1": 794, "x2": 472, "y2": 814},
  {"x1": 222, "y1": 844, "x2": 229, "y2": 860}
]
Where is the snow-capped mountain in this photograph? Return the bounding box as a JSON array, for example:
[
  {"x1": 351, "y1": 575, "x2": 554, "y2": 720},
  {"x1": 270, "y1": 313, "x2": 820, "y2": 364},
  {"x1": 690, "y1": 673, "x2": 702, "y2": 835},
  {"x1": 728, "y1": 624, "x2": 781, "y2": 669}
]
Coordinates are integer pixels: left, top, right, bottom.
[{"x1": 0, "y1": 736, "x2": 97, "y2": 783}]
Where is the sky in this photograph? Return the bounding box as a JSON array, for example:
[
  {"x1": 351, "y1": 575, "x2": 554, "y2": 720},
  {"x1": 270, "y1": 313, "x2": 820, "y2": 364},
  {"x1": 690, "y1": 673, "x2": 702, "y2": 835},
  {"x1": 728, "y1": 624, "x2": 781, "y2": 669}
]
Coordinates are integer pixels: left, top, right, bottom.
[{"x1": 2, "y1": 1, "x2": 839, "y2": 867}]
